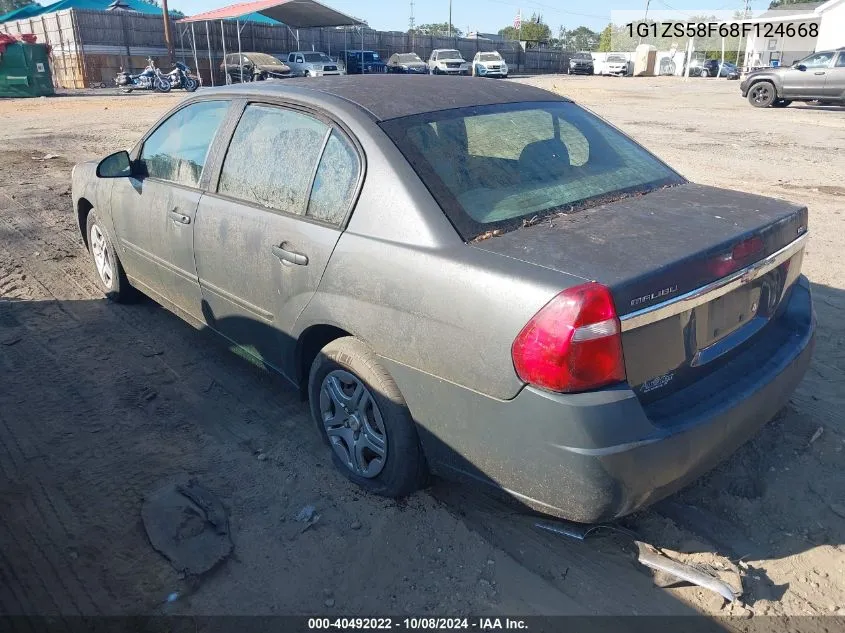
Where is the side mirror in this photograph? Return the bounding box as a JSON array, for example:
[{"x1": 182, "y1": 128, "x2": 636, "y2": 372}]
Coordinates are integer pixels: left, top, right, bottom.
[
  {"x1": 96, "y1": 150, "x2": 133, "y2": 178},
  {"x1": 795, "y1": 64, "x2": 807, "y2": 71}
]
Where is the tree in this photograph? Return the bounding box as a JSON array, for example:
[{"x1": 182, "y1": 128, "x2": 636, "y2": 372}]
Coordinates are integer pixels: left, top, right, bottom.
[
  {"x1": 565, "y1": 25, "x2": 599, "y2": 51},
  {"x1": 412, "y1": 22, "x2": 462, "y2": 37},
  {"x1": 768, "y1": 0, "x2": 816, "y2": 7},
  {"x1": 597, "y1": 24, "x2": 612, "y2": 51},
  {"x1": 497, "y1": 13, "x2": 551, "y2": 44},
  {"x1": 0, "y1": 0, "x2": 34, "y2": 14}
]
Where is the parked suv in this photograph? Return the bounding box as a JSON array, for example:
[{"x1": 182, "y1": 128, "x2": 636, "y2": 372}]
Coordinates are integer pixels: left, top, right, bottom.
[
  {"x1": 428, "y1": 49, "x2": 470, "y2": 75},
  {"x1": 741, "y1": 48, "x2": 845, "y2": 108},
  {"x1": 341, "y1": 50, "x2": 387, "y2": 74},
  {"x1": 568, "y1": 52, "x2": 594, "y2": 75},
  {"x1": 286, "y1": 51, "x2": 344, "y2": 77},
  {"x1": 472, "y1": 51, "x2": 508, "y2": 78}
]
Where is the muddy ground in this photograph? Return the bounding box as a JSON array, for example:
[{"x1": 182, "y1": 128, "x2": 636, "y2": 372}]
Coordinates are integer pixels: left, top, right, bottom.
[{"x1": 0, "y1": 77, "x2": 844, "y2": 624}]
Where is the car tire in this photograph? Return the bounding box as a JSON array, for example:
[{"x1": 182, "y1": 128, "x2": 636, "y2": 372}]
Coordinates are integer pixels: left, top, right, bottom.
[
  {"x1": 308, "y1": 336, "x2": 427, "y2": 498},
  {"x1": 700, "y1": 69, "x2": 709, "y2": 78},
  {"x1": 772, "y1": 99, "x2": 792, "y2": 108},
  {"x1": 748, "y1": 81, "x2": 777, "y2": 108},
  {"x1": 85, "y1": 210, "x2": 134, "y2": 303}
]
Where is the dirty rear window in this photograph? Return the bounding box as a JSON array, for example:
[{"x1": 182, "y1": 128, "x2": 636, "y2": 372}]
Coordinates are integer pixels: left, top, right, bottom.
[{"x1": 381, "y1": 101, "x2": 684, "y2": 239}]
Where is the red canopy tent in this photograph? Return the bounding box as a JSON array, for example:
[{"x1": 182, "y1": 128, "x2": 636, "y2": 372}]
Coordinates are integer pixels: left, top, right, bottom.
[{"x1": 176, "y1": 0, "x2": 363, "y2": 86}]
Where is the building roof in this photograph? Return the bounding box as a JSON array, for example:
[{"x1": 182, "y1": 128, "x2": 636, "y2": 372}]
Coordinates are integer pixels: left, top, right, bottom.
[
  {"x1": 1, "y1": 0, "x2": 161, "y2": 21},
  {"x1": 202, "y1": 75, "x2": 566, "y2": 121},
  {"x1": 178, "y1": 0, "x2": 362, "y2": 27}
]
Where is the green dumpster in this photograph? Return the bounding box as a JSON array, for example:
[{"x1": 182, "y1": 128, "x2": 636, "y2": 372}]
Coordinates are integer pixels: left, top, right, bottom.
[{"x1": 0, "y1": 38, "x2": 54, "y2": 98}]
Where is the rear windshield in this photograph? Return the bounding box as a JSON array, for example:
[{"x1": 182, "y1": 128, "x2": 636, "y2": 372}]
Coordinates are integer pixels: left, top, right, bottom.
[{"x1": 381, "y1": 101, "x2": 684, "y2": 239}]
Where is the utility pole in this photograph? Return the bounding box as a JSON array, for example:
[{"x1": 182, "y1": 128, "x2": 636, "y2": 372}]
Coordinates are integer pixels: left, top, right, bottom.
[
  {"x1": 161, "y1": 0, "x2": 175, "y2": 63},
  {"x1": 409, "y1": 0, "x2": 415, "y2": 49},
  {"x1": 448, "y1": 0, "x2": 452, "y2": 37}
]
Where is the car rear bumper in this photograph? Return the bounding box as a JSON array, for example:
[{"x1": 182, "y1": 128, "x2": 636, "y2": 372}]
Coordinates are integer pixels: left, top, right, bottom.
[{"x1": 381, "y1": 277, "x2": 814, "y2": 523}]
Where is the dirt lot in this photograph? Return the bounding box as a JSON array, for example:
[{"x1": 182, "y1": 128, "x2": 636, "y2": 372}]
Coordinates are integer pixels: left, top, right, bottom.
[{"x1": 1, "y1": 77, "x2": 844, "y2": 624}]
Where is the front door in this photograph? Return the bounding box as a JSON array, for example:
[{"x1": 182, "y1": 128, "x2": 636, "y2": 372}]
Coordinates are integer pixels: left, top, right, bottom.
[
  {"x1": 823, "y1": 51, "x2": 845, "y2": 99},
  {"x1": 194, "y1": 102, "x2": 362, "y2": 380},
  {"x1": 111, "y1": 99, "x2": 230, "y2": 316}
]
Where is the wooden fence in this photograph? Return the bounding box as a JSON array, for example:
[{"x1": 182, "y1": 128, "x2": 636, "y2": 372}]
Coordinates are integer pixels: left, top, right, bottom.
[{"x1": 2, "y1": 9, "x2": 572, "y2": 89}]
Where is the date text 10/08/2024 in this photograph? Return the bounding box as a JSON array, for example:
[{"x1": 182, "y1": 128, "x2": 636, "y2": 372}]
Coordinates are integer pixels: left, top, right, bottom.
[
  {"x1": 626, "y1": 21, "x2": 818, "y2": 39},
  {"x1": 307, "y1": 618, "x2": 528, "y2": 630}
]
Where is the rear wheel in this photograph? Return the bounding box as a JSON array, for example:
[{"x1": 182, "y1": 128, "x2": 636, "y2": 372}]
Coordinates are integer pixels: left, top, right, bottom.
[
  {"x1": 699, "y1": 68, "x2": 709, "y2": 78},
  {"x1": 155, "y1": 77, "x2": 171, "y2": 93},
  {"x1": 748, "y1": 81, "x2": 776, "y2": 108},
  {"x1": 772, "y1": 99, "x2": 792, "y2": 108},
  {"x1": 308, "y1": 337, "x2": 426, "y2": 498}
]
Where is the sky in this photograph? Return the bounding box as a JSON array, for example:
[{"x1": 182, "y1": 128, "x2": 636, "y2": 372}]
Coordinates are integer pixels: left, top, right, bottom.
[{"x1": 167, "y1": 0, "x2": 771, "y2": 35}]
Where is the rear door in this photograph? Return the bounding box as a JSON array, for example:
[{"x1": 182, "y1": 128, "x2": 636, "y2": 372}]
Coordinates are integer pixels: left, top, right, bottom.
[
  {"x1": 823, "y1": 51, "x2": 845, "y2": 99},
  {"x1": 194, "y1": 101, "x2": 362, "y2": 380}
]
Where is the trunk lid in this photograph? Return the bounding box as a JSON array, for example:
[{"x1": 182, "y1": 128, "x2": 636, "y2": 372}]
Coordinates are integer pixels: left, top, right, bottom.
[{"x1": 471, "y1": 183, "x2": 808, "y2": 405}]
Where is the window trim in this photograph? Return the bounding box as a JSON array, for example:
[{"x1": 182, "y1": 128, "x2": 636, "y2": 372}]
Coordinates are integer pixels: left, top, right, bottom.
[
  {"x1": 131, "y1": 97, "x2": 233, "y2": 192},
  {"x1": 204, "y1": 98, "x2": 366, "y2": 230}
]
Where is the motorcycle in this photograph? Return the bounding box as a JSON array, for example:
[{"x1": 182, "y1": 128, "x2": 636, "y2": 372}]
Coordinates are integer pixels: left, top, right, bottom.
[
  {"x1": 115, "y1": 57, "x2": 171, "y2": 93},
  {"x1": 164, "y1": 61, "x2": 199, "y2": 92}
]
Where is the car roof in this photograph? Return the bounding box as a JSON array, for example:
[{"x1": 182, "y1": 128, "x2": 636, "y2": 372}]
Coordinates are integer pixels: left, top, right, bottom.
[
  {"x1": 291, "y1": 51, "x2": 326, "y2": 54},
  {"x1": 201, "y1": 75, "x2": 567, "y2": 122}
]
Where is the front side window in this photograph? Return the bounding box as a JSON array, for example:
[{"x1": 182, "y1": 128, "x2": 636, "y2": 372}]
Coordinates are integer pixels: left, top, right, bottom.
[
  {"x1": 382, "y1": 101, "x2": 683, "y2": 239},
  {"x1": 217, "y1": 104, "x2": 329, "y2": 215},
  {"x1": 801, "y1": 51, "x2": 834, "y2": 68},
  {"x1": 140, "y1": 100, "x2": 229, "y2": 187},
  {"x1": 307, "y1": 132, "x2": 360, "y2": 225}
]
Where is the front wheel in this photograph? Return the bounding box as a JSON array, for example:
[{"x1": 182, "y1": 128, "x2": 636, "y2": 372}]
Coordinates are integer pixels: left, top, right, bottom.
[
  {"x1": 155, "y1": 77, "x2": 171, "y2": 92},
  {"x1": 699, "y1": 69, "x2": 709, "y2": 78},
  {"x1": 308, "y1": 337, "x2": 427, "y2": 498},
  {"x1": 184, "y1": 77, "x2": 198, "y2": 92},
  {"x1": 86, "y1": 211, "x2": 134, "y2": 302},
  {"x1": 748, "y1": 81, "x2": 777, "y2": 107}
]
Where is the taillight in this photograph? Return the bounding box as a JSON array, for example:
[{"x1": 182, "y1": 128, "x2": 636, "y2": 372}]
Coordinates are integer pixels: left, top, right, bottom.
[{"x1": 512, "y1": 282, "x2": 626, "y2": 393}]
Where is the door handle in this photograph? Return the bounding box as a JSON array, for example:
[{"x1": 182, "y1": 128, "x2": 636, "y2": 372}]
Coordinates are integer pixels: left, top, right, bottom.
[
  {"x1": 814, "y1": 71, "x2": 826, "y2": 75},
  {"x1": 272, "y1": 243, "x2": 309, "y2": 266},
  {"x1": 168, "y1": 209, "x2": 191, "y2": 225}
]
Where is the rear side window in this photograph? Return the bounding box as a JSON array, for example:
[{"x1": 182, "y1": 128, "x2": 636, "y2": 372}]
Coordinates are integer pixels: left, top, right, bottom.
[
  {"x1": 836, "y1": 52, "x2": 845, "y2": 67},
  {"x1": 217, "y1": 104, "x2": 329, "y2": 214},
  {"x1": 381, "y1": 101, "x2": 683, "y2": 239},
  {"x1": 307, "y1": 131, "x2": 360, "y2": 225},
  {"x1": 140, "y1": 100, "x2": 229, "y2": 188}
]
